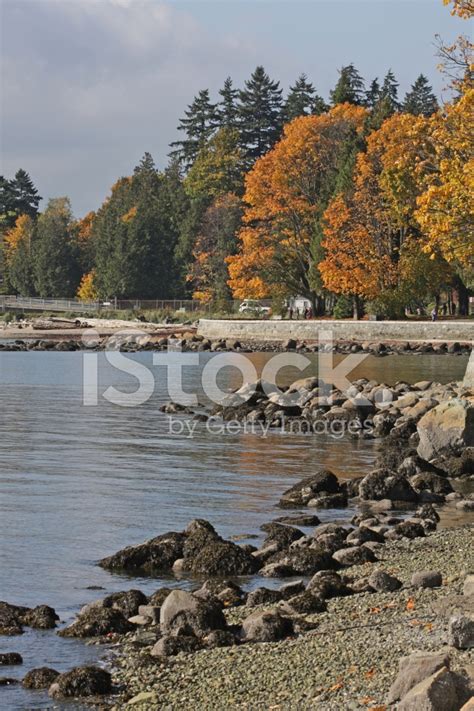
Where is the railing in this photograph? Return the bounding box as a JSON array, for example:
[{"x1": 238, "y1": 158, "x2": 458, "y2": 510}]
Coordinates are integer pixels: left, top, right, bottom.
[{"x1": 0, "y1": 295, "x2": 275, "y2": 314}]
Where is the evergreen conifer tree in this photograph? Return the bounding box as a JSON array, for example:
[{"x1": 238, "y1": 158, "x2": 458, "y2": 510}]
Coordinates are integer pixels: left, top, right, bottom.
[
  {"x1": 237, "y1": 66, "x2": 283, "y2": 162},
  {"x1": 330, "y1": 64, "x2": 365, "y2": 105},
  {"x1": 403, "y1": 74, "x2": 439, "y2": 116}
]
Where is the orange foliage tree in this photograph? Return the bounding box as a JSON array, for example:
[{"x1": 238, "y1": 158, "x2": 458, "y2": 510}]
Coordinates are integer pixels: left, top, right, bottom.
[
  {"x1": 227, "y1": 104, "x2": 367, "y2": 309},
  {"x1": 320, "y1": 113, "x2": 452, "y2": 315}
]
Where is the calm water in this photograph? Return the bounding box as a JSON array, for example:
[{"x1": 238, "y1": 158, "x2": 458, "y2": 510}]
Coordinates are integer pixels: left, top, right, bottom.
[{"x1": 0, "y1": 351, "x2": 469, "y2": 709}]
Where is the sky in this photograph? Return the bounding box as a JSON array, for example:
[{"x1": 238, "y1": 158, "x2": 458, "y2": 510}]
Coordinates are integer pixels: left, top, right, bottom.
[{"x1": 0, "y1": 0, "x2": 467, "y2": 217}]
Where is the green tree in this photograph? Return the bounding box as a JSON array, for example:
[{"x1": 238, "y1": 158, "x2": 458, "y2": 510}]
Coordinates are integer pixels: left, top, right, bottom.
[
  {"x1": 185, "y1": 127, "x2": 246, "y2": 200},
  {"x1": 33, "y1": 198, "x2": 80, "y2": 297},
  {"x1": 218, "y1": 77, "x2": 239, "y2": 129},
  {"x1": 170, "y1": 89, "x2": 218, "y2": 168},
  {"x1": 365, "y1": 78, "x2": 381, "y2": 108},
  {"x1": 94, "y1": 155, "x2": 181, "y2": 298},
  {"x1": 10, "y1": 169, "x2": 42, "y2": 219},
  {"x1": 238, "y1": 66, "x2": 283, "y2": 162},
  {"x1": 403, "y1": 74, "x2": 439, "y2": 116},
  {"x1": 330, "y1": 64, "x2": 365, "y2": 105},
  {"x1": 283, "y1": 73, "x2": 327, "y2": 122}
]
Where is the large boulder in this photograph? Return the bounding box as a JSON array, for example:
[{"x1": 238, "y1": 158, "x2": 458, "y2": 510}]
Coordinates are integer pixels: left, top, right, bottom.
[
  {"x1": 387, "y1": 649, "x2": 451, "y2": 703},
  {"x1": 241, "y1": 609, "x2": 294, "y2": 643},
  {"x1": 332, "y1": 546, "x2": 377, "y2": 567},
  {"x1": 59, "y1": 607, "x2": 134, "y2": 638},
  {"x1": 183, "y1": 539, "x2": 259, "y2": 576},
  {"x1": 23, "y1": 667, "x2": 59, "y2": 689},
  {"x1": 279, "y1": 470, "x2": 341, "y2": 508},
  {"x1": 49, "y1": 666, "x2": 111, "y2": 699},
  {"x1": 268, "y1": 547, "x2": 335, "y2": 576},
  {"x1": 417, "y1": 399, "x2": 474, "y2": 461},
  {"x1": 359, "y1": 469, "x2": 418, "y2": 503},
  {"x1": 101, "y1": 589, "x2": 148, "y2": 619},
  {"x1": 448, "y1": 614, "x2": 474, "y2": 649},
  {"x1": 150, "y1": 635, "x2": 201, "y2": 657},
  {"x1": 397, "y1": 667, "x2": 459, "y2": 711},
  {"x1": 160, "y1": 590, "x2": 226, "y2": 638},
  {"x1": 260, "y1": 523, "x2": 304, "y2": 550},
  {"x1": 99, "y1": 531, "x2": 185, "y2": 574},
  {"x1": 23, "y1": 605, "x2": 59, "y2": 630}
]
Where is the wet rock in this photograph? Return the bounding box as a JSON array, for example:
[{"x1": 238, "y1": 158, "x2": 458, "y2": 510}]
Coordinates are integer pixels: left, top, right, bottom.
[
  {"x1": 387, "y1": 649, "x2": 451, "y2": 703},
  {"x1": 280, "y1": 591, "x2": 327, "y2": 615},
  {"x1": 260, "y1": 522, "x2": 304, "y2": 550},
  {"x1": 246, "y1": 588, "x2": 284, "y2": 608},
  {"x1": 0, "y1": 677, "x2": 19, "y2": 686},
  {"x1": 260, "y1": 562, "x2": 295, "y2": 578},
  {"x1": 359, "y1": 469, "x2": 418, "y2": 502},
  {"x1": 394, "y1": 520, "x2": 426, "y2": 539},
  {"x1": 183, "y1": 539, "x2": 259, "y2": 576},
  {"x1": 148, "y1": 587, "x2": 174, "y2": 607},
  {"x1": 397, "y1": 667, "x2": 459, "y2": 711},
  {"x1": 102, "y1": 590, "x2": 148, "y2": 619},
  {"x1": 307, "y1": 492, "x2": 348, "y2": 508},
  {"x1": 411, "y1": 570, "x2": 443, "y2": 589},
  {"x1": 448, "y1": 614, "x2": 474, "y2": 649},
  {"x1": 273, "y1": 514, "x2": 321, "y2": 526},
  {"x1": 409, "y1": 471, "x2": 453, "y2": 495},
  {"x1": 23, "y1": 667, "x2": 59, "y2": 689},
  {"x1": 0, "y1": 652, "x2": 22, "y2": 665},
  {"x1": 136, "y1": 605, "x2": 160, "y2": 624},
  {"x1": 278, "y1": 470, "x2": 341, "y2": 508},
  {"x1": 417, "y1": 399, "x2": 474, "y2": 460},
  {"x1": 368, "y1": 570, "x2": 402, "y2": 592},
  {"x1": 307, "y1": 571, "x2": 353, "y2": 599},
  {"x1": 49, "y1": 666, "x2": 112, "y2": 699},
  {"x1": 203, "y1": 630, "x2": 237, "y2": 648},
  {"x1": 0, "y1": 602, "x2": 28, "y2": 635},
  {"x1": 150, "y1": 634, "x2": 201, "y2": 657},
  {"x1": 59, "y1": 607, "x2": 134, "y2": 638},
  {"x1": 99, "y1": 531, "x2": 185, "y2": 574},
  {"x1": 160, "y1": 590, "x2": 226, "y2": 637},
  {"x1": 332, "y1": 546, "x2": 377, "y2": 567},
  {"x1": 241, "y1": 609, "x2": 294, "y2": 643},
  {"x1": 23, "y1": 604, "x2": 59, "y2": 630},
  {"x1": 269, "y1": 547, "x2": 334, "y2": 576}
]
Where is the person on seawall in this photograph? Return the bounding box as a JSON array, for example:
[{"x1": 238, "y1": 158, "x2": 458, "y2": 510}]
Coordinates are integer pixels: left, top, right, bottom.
[{"x1": 431, "y1": 307, "x2": 438, "y2": 322}]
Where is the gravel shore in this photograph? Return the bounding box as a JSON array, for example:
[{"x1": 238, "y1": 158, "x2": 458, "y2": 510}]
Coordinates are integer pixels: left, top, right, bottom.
[{"x1": 111, "y1": 524, "x2": 473, "y2": 710}]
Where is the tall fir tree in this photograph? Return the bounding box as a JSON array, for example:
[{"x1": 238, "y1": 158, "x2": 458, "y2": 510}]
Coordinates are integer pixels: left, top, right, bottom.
[
  {"x1": 370, "y1": 70, "x2": 400, "y2": 128},
  {"x1": 10, "y1": 169, "x2": 42, "y2": 218},
  {"x1": 365, "y1": 78, "x2": 381, "y2": 108},
  {"x1": 237, "y1": 66, "x2": 283, "y2": 162},
  {"x1": 217, "y1": 77, "x2": 239, "y2": 129},
  {"x1": 283, "y1": 73, "x2": 318, "y2": 122},
  {"x1": 33, "y1": 197, "x2": 80, "y2": 297},
  {"x1": 403, "y1": 74, "x2": 439, "y2": 116},
  {"x1": 330, "y1": 64, "x2": 365, "y2": 105},
  {"x1": 170, "y1": 89, "x2": 217, "y2": 168}
]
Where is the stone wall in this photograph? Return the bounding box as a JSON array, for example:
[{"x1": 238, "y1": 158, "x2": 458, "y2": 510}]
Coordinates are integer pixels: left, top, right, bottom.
[{"x1": 197, "y1": 318, "x2": 474, "y2": 344}]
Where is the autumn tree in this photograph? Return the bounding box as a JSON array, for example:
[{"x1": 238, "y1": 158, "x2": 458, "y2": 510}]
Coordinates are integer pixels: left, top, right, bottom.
[
  {"x1": 415, "y1": 88, "x2": 474, "y2": 308},
  {"x1": 189, "y1": 193, "x2": 242, "y2": 303},
  {"x1": 228, "y1": 104, "x2": 368, "y2": 310},
  {"x1": 443, "y1": 0, "x2": 474, "y2": 18},
  {"x1": 320, "y1": 113, "x2": 452, "y2": 316}
]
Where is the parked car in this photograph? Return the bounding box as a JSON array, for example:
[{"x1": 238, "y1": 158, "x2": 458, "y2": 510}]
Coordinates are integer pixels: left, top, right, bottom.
[{"x1": 239, "y1": 299, "x2": 271, "y2": 316}]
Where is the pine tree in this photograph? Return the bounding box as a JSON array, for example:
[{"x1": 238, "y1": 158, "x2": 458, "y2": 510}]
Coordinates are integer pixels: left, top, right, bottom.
[
  {"x1": 33, "y1": 198, "x2": 80, "y2": 297},
  {"x1": 10, "y1": 169, "x2": 42, "y2": 218},
  {"x1": 283, "y1": 73, "x2": 317, "y2": 122},
  {"x1": 365, "y1": 78, "x2": 381, "y2": 108},
  {"x1": 238, "y1": 66, "x2": 283, "y2": 162},
  {"x1": 403, "y1": 74, "x2": 439, "y2": 116},
  {"x1": 170, "y1": 89, "x2": 218, "y2": 168},
  {"x1": 379, "y1": 69, "x2": 400, "y2": 112},
  {"x1": 0, "y1": 176, "x2": 16, "y2": 229},
  {"x1": 330, "y1": 64, "x2": 365, "y2": 105},
  {"x1": 218, "y1": 77, "x2": 239, "y2": 128}
]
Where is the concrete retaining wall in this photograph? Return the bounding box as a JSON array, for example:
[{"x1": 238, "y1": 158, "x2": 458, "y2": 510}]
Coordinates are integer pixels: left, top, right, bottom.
[{"x1": 198, "y1": 319, "x2": 474, "y2": 344}]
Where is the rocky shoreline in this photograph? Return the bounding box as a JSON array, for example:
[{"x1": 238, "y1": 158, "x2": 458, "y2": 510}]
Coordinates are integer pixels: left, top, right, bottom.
[{"x1": 1, "y1": 376, "x2": 473, "y2": 709}]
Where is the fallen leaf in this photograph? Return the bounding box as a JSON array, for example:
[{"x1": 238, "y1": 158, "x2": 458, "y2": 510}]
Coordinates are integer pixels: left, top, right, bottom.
[
  {"x1": 406, "y1": 597, "x2": 416, "y2": 611},
  {"x1": 369, "y1": 607, "x2": 382, "y2": 614},
  {"x1": 365, "y1": 668, "x2": 376, "y2": 679},
  {"x1": 328, "y1": 681, "x2": 344, "y2": 692}
]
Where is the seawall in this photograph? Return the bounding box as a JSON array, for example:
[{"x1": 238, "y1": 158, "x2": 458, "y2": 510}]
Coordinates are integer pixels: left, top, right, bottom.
[{"x1": 197, "y1": 318, "x2": 474, "y2": 344}]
